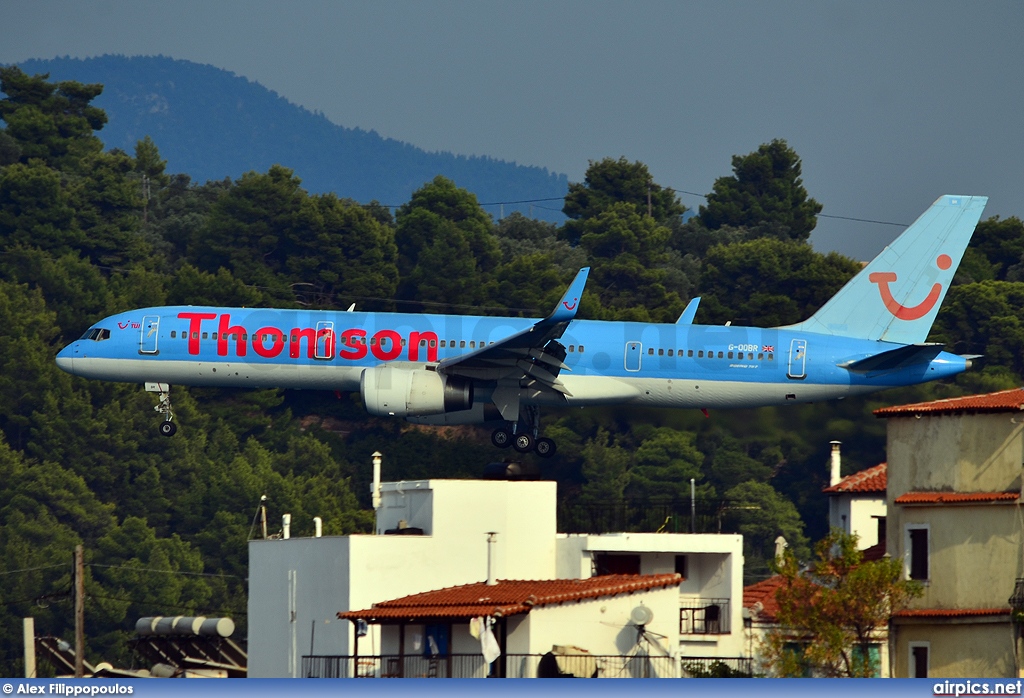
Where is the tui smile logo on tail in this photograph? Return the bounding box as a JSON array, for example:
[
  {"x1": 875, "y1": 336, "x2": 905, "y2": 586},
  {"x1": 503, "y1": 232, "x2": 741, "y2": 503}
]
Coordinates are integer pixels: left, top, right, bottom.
[
  {"x1": 869, "y1": 254, "x2": 952, "y2": 321},
  {"x1": 562, "y1": 297, "x2": 579, "y2": 311}
]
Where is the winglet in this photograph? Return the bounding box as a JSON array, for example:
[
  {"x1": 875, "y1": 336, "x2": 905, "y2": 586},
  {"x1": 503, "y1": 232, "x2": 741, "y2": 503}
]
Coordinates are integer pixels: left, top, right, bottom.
[
  {"x1": 677, "y1": 297, "x2": 701, "y2": 324},
  {"x1": 546, "y1": 267, "x2": 590, "y2": 323}
]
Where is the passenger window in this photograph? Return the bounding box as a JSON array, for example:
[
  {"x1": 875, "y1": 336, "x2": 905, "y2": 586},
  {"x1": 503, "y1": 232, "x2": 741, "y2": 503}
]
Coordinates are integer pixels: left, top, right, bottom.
[
  {"x1": 202, "y1": 332, "x2": 208, "y2": 340},
  {"x1": 758, "y1": 353, "x2": 764, "y2": 360},
  {"x1": 578, "y1": 345, "x2": 584, "y2": 353},
  {"x1": 243, "y1": 334, "x2": 248, "y2": 341},
  {"x1": 192, "y1": 332, "x2": 199, "y2": 339},
  {"x1": 668, "y1": 349, "x2": 673, "y2": 357},
  {"x1": 718, "y1": 351, "x2": 724, "y2": 358},
  {"x1": 728, "y1": 351, "x2": 733, "y2": 359},
  {"x1": 687, "y1": 350, "x2": 693, "y2": 357},
  {"x1": 748, "y1": 352, "x2": 754, "y2": 360},
  {"x1": 698, "y1": 350, "x2": 704, "y2": 358},
  {"x1": 213, "y1": 332, "x2": 219, "y2": 340},
  {"x1": 460, "y1": 340, "x2": 466, "y2": 348},
  {"x1": 648, "y1": 348, "x2": 654, "y2": 356},
  {"x1": 470, "y1": 341, "x2": 476, "y2": 348},
  {"x1": 768, "y1": 353, "x2": 774, "y2": 360},
  {"x1": 171, "y1": 331, "x2": 177, "y2": 338},
  {"x1": 440, "y1": 340, "x2": 446, "y2": 348},
  {"x1": 568, "y1": 345, "x2": 575, "y2": 352},
  {"x1": 658, "y1": 349, "x2": 664, "y2": 356}
]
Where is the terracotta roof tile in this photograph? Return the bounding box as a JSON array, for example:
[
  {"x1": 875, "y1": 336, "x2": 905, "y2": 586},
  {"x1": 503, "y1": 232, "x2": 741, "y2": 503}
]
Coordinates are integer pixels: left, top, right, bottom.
[
  {"x1": 338, "y1": 574, "x2": 681, "y2": 621},
  {"x1": 823, "y1": 463, "x2": 887, "y2": 494},
  {"x1": 894, "y1": 608, "x2": 1010, "y2": 618},
  {"x1": 894, "y1": 491, "x2": 1019, "y2": 505},
  {"x1": 874, "y1": 388, "x2": 1024, "y2": 417},
  {"x1": 861, "y1": 541, "x2": 887, "y2": 561},
  {"x1": 743, "y1": 575, "x2": 786, "y2": 622}
]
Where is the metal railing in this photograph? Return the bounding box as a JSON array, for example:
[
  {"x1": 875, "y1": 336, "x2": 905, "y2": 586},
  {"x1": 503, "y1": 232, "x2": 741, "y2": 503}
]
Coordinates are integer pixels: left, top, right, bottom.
[
  {"x1": 558, "y1": 498, "x2": 751, "y2": 534},
  {"x1": 680, "y1": 656, "x2": 754, "y2": 677},
  {"x1": 679, "y1": 598, "x2": 731, "y2": 634},
  {"x1": 302, "y1": 653, "x2": 680, "y2": 678}
]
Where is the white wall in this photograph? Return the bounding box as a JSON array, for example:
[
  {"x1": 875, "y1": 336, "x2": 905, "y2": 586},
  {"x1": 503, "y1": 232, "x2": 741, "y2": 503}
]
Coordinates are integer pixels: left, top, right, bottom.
[
  {"x1": 249, "y1": 479, "x2": 558, "y2": 677},
  {"x1": 829, "y1": 494, "x2": 886, "y2": 548}
]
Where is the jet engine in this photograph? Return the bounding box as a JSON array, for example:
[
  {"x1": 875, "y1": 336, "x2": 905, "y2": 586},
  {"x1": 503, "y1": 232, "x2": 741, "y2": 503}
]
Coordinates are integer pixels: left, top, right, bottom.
[{"x1": 360, "y1": 366, "x2": 474, "y2": 417}]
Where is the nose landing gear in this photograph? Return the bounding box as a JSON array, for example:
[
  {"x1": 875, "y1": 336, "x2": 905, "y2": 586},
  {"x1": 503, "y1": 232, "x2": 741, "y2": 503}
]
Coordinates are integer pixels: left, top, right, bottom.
[{"x1": 146, "y1": 382, "x2": 177, "y2": 437}]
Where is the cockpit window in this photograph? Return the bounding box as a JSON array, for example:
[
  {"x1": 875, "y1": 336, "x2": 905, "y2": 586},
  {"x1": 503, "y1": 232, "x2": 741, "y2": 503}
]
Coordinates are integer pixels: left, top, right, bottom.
[{"x1": 80, "y1": 328, "x2": 111, "y2": 341}]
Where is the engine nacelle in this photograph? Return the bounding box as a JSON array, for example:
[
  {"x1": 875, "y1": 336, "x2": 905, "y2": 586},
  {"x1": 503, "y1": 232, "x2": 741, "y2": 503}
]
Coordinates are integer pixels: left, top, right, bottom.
[{"x1": 360, "y1": 366, "x2": 474, "y2": 417}]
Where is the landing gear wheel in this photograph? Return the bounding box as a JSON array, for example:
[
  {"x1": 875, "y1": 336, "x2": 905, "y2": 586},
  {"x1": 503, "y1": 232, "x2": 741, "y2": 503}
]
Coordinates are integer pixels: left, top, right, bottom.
[
  {"x1": 491, "y1": 428, "x2": 513, "y2": 448},
  {"x1": 513, "y1": 433, "x2": 534, "y2": 453},
  {"x1": 535, "y1": 437, "x2": 556, "y2": 458},
  {"x1": 159, "y1": 421, "x2": 177, "y2": 437}
]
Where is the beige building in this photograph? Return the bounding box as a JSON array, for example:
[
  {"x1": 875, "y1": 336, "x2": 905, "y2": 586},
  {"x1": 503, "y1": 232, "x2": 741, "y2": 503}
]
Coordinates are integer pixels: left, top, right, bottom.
[{"x1": 876, "y1": 389, "x2": 1022, "y2": 678}]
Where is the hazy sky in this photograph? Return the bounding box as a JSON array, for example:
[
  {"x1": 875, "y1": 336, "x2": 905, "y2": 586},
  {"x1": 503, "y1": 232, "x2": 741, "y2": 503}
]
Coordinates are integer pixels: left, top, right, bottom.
[{"x1": 2, "y1": 0, "x2": 1021, "y2": 259}]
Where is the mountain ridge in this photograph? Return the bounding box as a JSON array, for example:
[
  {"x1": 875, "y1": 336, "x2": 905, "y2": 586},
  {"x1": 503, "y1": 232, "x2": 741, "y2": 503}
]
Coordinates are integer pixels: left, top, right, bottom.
[{"x1": 15, "y1": 55, "x2": 568, "y2": 219}]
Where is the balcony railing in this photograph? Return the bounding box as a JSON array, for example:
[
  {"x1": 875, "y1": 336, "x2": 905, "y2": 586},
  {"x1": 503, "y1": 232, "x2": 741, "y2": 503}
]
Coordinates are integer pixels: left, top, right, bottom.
[
  {"x1": 679, "y1": 598, "x2": 730, "y2": 635},
  {"x1": 558, "y1": 498, "x2": 746, "y2": 534},
  {"x1": 302, "y1": 653, "x2": 681, "y2": 678},
  {"x1": 680, "y1": 656, "x2": 754, "y2": 678}
]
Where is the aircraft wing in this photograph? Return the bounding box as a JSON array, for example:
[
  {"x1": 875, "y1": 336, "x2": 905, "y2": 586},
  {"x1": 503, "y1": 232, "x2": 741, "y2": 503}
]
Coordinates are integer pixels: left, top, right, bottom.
[{"x1": 436, "y1": 268, "x2": 589, "y2": 408}]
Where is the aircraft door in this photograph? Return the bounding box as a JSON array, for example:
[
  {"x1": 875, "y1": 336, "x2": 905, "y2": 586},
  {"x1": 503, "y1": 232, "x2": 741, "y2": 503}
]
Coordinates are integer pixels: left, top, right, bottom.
[
  {"x1": 140, "y1": 315, "x2": 160, "y2": 354},
  {"x1": 625, "y1": 341, "x2": 642, "y2": 372},
  {"x1": 787, "y1": 338, "x2": 807, "y2": 379},
  {"x1": 315, "y1": 321, "x2": 335, "y2": 360}
]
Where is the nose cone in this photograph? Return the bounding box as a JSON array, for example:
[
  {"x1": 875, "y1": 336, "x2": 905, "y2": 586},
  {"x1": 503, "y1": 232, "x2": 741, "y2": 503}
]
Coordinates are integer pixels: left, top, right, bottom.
[{"x1": 56, "y1": 344, "x2": 75, "y2": 374}]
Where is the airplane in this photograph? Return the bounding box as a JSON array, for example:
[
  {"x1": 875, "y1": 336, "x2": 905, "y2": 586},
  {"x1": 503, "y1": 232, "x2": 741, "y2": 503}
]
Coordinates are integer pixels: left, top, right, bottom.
[{"x1": 56, "y1": 194, "x2": 987, "y2": 458}]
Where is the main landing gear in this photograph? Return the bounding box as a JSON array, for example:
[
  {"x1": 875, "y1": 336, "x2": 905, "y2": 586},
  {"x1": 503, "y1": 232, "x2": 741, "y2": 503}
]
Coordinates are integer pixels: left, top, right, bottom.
[
  {"x1": 146, "y1": 382, "x2": 177, "y2": 437},
  {"x1": 490, "y1": 405, "x2": 556, "y2": 458}
]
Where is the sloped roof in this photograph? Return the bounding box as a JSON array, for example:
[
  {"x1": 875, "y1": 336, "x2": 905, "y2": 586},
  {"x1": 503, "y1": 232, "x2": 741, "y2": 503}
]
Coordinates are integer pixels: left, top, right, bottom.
[
  {"x1": 861, "y1": 541, "x2": 887, "y2": 561},
  {"x1": 822, "y1": 463, "x2": 887, "y2": 494},
  {"x1": 893, "y1": 608, "x2": 1010, "y2": 618},
  {"x1": 338, "y1": 574, "x2": 681, "y2": 622},
  {"x1": 874, "y1": 388, "x2": 1024, "y2": 417},
  {"x1": 894, "y1": 491, "x2": 1019, "y2": 505},
  {"x1": 743, "y1": 575, "x2": 786, "y2": 622}
]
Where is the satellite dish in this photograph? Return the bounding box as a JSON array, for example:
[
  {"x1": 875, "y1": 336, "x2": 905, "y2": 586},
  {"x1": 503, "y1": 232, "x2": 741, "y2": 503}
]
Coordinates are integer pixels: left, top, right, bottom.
[{"x1": 630, "y1": 605, "x2": 654, "y2": 626}]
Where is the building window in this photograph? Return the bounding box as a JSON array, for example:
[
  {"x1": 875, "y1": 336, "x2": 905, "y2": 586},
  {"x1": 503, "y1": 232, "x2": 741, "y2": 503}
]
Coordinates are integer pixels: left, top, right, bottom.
[
  {"x1": 594, "y1": 553, "x2": 640, "y2": 576},
  {"x1": 907, "y1": 526, "x2": 929, "y2": 581},
  {"x1": 876, "y1": 516, "x2": 887, "y2": 546},
  {"x1": 852, "y1": 644, "x2": 882, "y2": 678},
  {"x1": 675, "y1": 555, "x2": 687, "y2": 580},
  {"x1": 910, "y1": 642, "x2": 929, "y2": 678},
  {"x1": 679, "y1": 598, "x2": 730, "y2": 635}
]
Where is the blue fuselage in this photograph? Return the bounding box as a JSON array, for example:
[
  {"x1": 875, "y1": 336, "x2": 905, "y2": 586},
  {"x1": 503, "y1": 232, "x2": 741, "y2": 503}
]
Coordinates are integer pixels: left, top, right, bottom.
[{"x1": 56, "y1": 306, "x2": 967, "y2": 413}]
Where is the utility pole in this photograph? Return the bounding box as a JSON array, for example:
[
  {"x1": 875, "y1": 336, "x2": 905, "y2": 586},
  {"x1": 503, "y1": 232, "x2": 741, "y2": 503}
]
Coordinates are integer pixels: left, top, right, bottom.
[
  {"x1": 74, "y1": 545, "x2": 84, "y2": 678},
  {"x1": 647, "y1": 179, "x2": 653, "y2": 218}
]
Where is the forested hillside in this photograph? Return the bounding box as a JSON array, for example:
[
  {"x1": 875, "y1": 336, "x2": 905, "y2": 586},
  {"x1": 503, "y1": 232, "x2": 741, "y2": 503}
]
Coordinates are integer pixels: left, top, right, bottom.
[
  {"x1": 17, "y1": 55, "x2": 569, "y2": 222},
  {"x1": 2, "y1": 65, "x2": 1023, "y2": 676}
]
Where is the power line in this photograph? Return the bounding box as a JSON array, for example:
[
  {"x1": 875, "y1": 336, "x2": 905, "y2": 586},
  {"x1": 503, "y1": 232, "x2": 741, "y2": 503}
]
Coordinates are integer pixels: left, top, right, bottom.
[
  {"x1": 88, "y1": 563, "x2": 243, "y2": 580},
  {"x1": 0, "y1": 563, "x2": 69, "y2": 576},
  {"x1": 87, "y1": 593, "x2": 247, "y2": 617}
]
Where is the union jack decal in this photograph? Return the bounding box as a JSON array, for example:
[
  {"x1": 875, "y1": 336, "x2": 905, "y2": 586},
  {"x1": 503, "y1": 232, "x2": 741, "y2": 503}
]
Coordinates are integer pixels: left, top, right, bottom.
[{"x1": 762, "y1": 345, "x2": 775, "y2": 352}]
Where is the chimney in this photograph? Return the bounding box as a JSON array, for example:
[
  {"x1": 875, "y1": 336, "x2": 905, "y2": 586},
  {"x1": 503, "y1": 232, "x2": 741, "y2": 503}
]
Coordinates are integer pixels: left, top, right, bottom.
[
  {"x1": 486, "y1": 532, "x2": 498, "y2": 586},
  {"x1": 282, "y1": 513, "x2": 291, "y2": 540},
  {"x1": 371, "y1": 452, "x2": 382, "y2": 511},
  {"x1": 829, "y1": 441, "x2": 842, "y2": 487}
]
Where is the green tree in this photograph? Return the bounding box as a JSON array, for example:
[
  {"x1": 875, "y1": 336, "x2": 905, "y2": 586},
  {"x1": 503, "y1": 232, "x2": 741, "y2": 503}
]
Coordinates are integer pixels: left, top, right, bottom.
[
  {"x1": 698, "y1": 238, "x2": 859, "y2": 326},
  {"x1": 763, "y1": 530, "x2": 922, "y2": 677},
  {"x1": 394, "y1": 176, "x2": 499, "y2": 308},
  {"x1": 723, "y1": 480, "x2": 809, "y2": 579},
  {"x1": 562, "y1": 157, "x2": 686, "y2": 244},
  {"x1": 699, "y1": 139, "x2": 822, "y2": 241},
  {"x1": 0, "y1": 66, "x2": 106, "y2": 170}
]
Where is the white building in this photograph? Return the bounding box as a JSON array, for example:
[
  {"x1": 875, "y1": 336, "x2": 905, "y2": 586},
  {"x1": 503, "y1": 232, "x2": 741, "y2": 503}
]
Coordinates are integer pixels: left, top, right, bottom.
[
  {"x1": 823, "y1": 441, "x2": 888, "y2": 551},
  {"x1": 247, "y1": 477, "x2": 747, "y2": 677}
]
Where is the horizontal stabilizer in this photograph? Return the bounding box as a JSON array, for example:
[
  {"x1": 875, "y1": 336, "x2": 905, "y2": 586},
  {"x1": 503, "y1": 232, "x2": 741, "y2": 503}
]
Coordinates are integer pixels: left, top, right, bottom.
[
  {"x1": 839, "y1": 343, "x2": 944, "y2": 373},
  {"x1": 677, "y1": 297, "x2": 701, "y2": 324}
]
